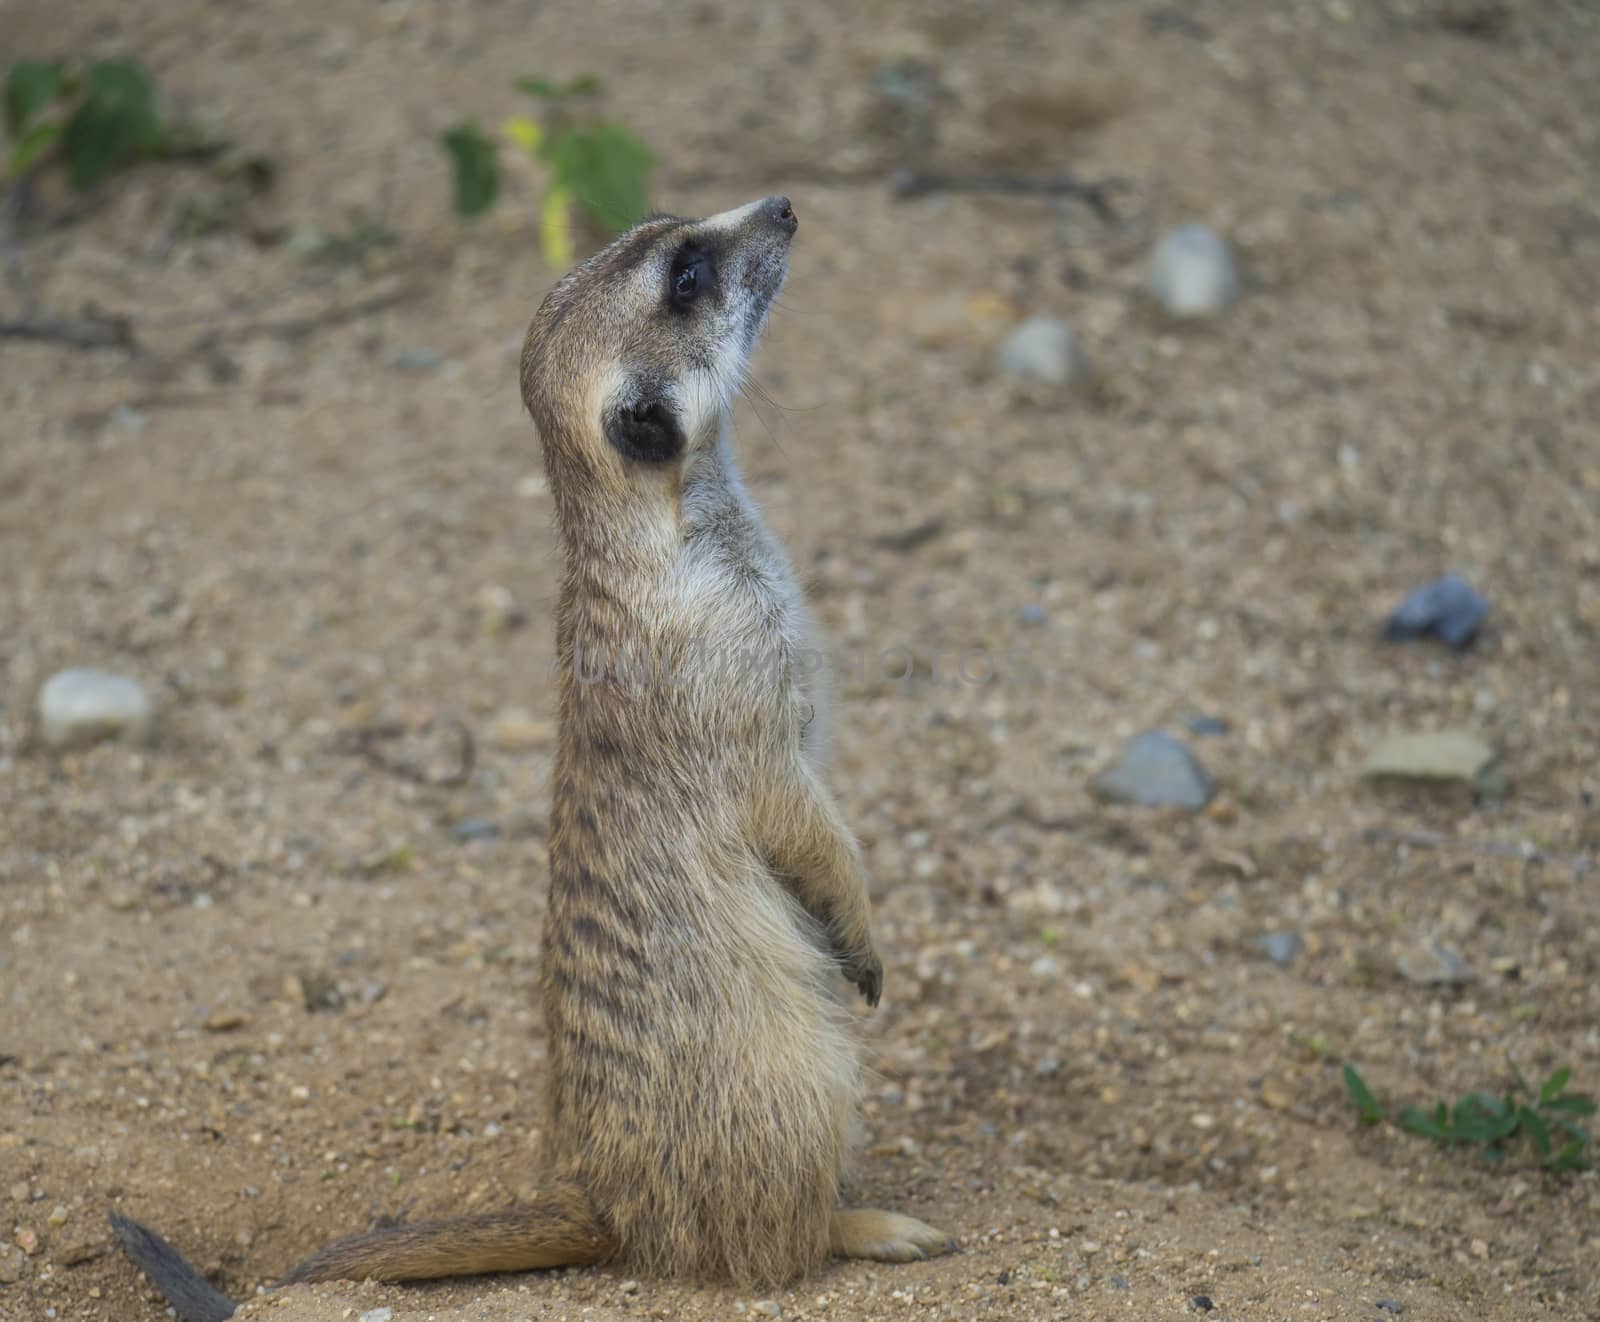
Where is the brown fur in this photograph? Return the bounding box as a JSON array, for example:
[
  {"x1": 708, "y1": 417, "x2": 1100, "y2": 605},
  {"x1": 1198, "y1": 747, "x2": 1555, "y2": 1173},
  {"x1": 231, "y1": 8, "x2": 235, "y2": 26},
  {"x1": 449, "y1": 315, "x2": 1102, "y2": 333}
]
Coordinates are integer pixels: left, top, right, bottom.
[{"x1": 111, "y1": 200, "x2": 953, "y2": 1318}]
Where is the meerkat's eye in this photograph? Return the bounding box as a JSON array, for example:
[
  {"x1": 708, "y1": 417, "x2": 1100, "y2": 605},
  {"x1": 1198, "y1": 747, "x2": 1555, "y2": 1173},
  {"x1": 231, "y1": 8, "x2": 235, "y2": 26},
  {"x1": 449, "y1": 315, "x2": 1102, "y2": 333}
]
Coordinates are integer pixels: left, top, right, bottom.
[{"x1": 668, "y1": 245, "x2": 714, "y2": 310}]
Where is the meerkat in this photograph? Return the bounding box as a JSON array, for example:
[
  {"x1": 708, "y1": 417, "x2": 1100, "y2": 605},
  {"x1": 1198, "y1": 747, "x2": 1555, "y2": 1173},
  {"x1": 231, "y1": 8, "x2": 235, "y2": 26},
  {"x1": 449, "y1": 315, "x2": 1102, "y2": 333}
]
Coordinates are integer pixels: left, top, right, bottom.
[{"x1": 110, "y1": 197, "x2": 955, "y2": 1320}]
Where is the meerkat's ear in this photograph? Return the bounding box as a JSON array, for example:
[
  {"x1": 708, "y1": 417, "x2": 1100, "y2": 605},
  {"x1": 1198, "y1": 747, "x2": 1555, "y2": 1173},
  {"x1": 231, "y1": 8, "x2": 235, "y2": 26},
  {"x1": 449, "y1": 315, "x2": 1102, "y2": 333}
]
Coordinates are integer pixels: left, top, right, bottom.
[{"x1": 605, "y1": 391, "x2": 686, "y2": 464}]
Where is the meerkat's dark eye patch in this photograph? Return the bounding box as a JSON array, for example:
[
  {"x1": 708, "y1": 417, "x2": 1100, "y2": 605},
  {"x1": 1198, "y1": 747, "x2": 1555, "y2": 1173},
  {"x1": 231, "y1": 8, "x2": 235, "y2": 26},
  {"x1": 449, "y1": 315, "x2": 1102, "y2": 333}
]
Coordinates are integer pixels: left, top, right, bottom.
[
  {"x1": 605, "y1": 394, "x2": 685, "y2": 464},
  {"x1": 668, "y1": 243, "x2": 716, "y2": 312}
]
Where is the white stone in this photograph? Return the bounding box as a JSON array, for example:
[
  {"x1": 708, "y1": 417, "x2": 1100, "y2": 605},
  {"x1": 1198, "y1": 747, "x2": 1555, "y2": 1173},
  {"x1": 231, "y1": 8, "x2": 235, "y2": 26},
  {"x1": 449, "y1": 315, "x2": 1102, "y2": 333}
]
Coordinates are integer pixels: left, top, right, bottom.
[
  {"x1": 993, "y1": 316, "x2": 1090, "y2": 386},
  {"x1": 1147, "y1": 224, "x2": 1240, "y2": 317},
  {"x1": 37, "y1": 668, "x2": 154, "y2": 750}
]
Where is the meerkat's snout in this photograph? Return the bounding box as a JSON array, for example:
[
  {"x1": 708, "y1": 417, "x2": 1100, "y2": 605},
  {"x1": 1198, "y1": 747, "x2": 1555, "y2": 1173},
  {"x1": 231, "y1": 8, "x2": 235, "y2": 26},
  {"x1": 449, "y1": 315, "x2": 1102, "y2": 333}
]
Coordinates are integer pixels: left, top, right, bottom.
[{"x1": 760, "y1": 195, "x2": 798, "y2": 235}]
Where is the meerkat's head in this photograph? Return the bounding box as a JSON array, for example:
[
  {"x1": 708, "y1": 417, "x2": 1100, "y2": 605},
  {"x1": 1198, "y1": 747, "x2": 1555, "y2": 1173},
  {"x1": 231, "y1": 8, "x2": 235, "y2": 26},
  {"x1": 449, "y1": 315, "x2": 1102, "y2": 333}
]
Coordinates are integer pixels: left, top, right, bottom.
[{"x1": 521, "y1": 196, "x2": 797, "y2": 484}]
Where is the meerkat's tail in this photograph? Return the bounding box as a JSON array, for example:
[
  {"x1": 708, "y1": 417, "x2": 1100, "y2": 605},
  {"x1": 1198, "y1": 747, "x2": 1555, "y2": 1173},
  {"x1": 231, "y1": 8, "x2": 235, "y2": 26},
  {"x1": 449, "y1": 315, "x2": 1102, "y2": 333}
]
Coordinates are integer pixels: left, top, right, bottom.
[
  {"x1": 111, "y1": 1182, "x2": 612, "y2": 1320},
  {"x1": 282, "y1": 1180, "x2": 613, "y2": 1283},
  {"x1": 108, "y1": 1212, "x2": 238, "y2": 1322}
]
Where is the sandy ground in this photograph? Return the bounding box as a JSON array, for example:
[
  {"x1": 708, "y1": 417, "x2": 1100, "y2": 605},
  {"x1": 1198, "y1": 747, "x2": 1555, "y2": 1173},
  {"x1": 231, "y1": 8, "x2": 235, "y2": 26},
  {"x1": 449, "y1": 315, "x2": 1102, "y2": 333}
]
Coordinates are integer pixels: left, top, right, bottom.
[{"x1": 3, "y1": 1, "x2": 1599, "y2": 1319}]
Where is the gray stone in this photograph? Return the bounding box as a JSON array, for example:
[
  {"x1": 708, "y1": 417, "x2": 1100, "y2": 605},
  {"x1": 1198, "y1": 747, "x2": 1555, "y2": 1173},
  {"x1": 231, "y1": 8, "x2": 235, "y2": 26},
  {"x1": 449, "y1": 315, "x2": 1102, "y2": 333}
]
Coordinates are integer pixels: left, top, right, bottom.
[
  {"x1": 448, "y1": 819, "x2": 500, "y2": 842},
  {"x1": 993, "y1": 316, "x2": 1090, "y2": 386},
  {"x1": 1256, "y1": 931, "x2": 1304, "y2": 967},
  {"x1": 359, "y1": 1310, "x2": 394, "y2": 1322},
  {"x1": 390, "y1": 349, "x2": 443, "y2": 373},
  {"x1": 1396, "y1": 942, "x2": 1471, "y2": 986},
  {"x1": 106, "y1": 405, "x2": 149, "y2": 434},
  {"x1": 36, "y1": 669, "x2": 154, "y2": 750},
  {"x1": 1362, "y1": 732, "x2": 1494, "y2": 784},
  {"x1": 1148, "y1": 224, "x2": 1239, "y2": 317},
  {"x1": 1091, "y1": 731, "x2": 1215, "y2": 810}
]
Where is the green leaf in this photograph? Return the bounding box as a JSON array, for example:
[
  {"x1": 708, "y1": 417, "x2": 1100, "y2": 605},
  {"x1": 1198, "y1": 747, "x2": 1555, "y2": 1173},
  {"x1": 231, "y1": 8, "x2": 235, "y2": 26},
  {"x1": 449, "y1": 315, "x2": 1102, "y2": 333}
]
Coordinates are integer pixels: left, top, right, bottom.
[
  {"x1": 1463, "y1": 1092, "x2": 1511, "y2": 1120},
  {"x1": 61, "y1": 59, "x2": 162, "y2": 189},
  {"x1": 1451, "y1": 1094, "x2": 1518, "y2": 1144},
  {"x1": 5, "y1": 60, "x2": 64, "y2": 137},
  {"x1": 514, "y1": 76, "x2": 563, "y2": 99},
  {"x1": 1542, "y1": 1095, "x2": 1597, "y2": 1117},
  {"x1": 440, "y1": 122, "x2": 500, "y2": 218},
  {"x1": 1545, "y1": 1139, "x2": 1591, "y2": 1173},
  {"x1": 1507, "y1": 1058, "x2": 1533, "y2": 1099},
  {"x1": 1551, "y1": 1117, "x2": 1591, "y2": 1145},
  {"x1": 84, "y1": 59, "x2": 162, "y2": 149},
  {"x1": 564, "y1": 74, "x2": 602, "y2": 96},
  {"x1": 1398, "y1": 1104, "x2": 1450, "y2": 1142},
  {"x1": 8, "y1": 117, "x2": 61, "y2": 177},
  {"x1": 1518, "y1": 1106, "x2": 1552, "y2": 1156},
  {"x1": 1342, "y1": 1065, "x2": 1383, "y2": 1126},
  {"x1": 544, "y1": 121, "x2": 652, "y2": 233},
  {"x1": 63, "y1": 99, "x2": 139, "y2": 188},
  {"x1": 1539, "y1": 1068, "x2": 1572, "y2": 1105}
]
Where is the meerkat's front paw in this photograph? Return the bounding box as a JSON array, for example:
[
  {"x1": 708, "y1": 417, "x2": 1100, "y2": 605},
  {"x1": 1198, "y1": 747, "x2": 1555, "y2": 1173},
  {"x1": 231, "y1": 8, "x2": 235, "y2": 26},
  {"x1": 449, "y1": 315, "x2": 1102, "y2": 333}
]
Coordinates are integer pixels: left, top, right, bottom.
[
  {"x1": 843, "y1": 947, "x2": 883, "y2": 1007},
  {"x1": 830, "y1": 1209, "x2": 958, "y2": 1263}
]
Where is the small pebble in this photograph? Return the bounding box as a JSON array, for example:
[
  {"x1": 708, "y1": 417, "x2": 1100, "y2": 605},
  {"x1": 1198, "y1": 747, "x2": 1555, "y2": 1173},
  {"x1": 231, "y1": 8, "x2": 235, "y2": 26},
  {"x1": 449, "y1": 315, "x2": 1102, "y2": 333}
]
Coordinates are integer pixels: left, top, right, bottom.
[
  {"x1": 1397, "y1": 942, "x2": 1471, "y2": 986},
  {"x1": 1376, "y1": 1302, "x2": 1404, "y2": 1315},
  {"x1": 993, "y1": 316, "x2": 1091, "y2": 386},
  {"x1": 474, "y1": 583, "x2": 525, "y2": 634},
  {"x1": 359, "y1": 1309, "x2": 393, "y2": 1322},
  {"x1": 752, "y1": 1302, "x2": 782, "y2": 1317},
  {"x1": 1383, "y1": 574, "x2": 1488, "y2": 649},
  {"x1": 1183, "y1": 713, "x2": 1229, "y2": 737},
  {"x1": 16, "y1": 1227, "x2": 38, "y2": 1255},
  {"x1": 1148, "y1": 225, "x2": 1239, "y2": 317},
  {"x1": 45, "y1": 1206, "x2": 67, "y2": 1227},
  {"x1": 36, "y1": 668, "x2": 154, "y2": 750},
  {"x1": 389, "y1": 349, "x2": 443, "y2": 372},
  {"x1": 107, "y1": 405, "x2": 149, "y2": 434},
  {"x1": 1256, "y1": 931, "x2": 1304, "y2": 967},
  {"x1": 490, "y1": 709, "x2": 555, "y2": 752},
  {"x1": 1091, "y1": 730, "x2": 1215, "y2": 810},
  {"x1": 448, "y1": 819, "x2": 500, "y2": 842},
  {"x1": 1362, "y1": 731, "x2": 1494, "y2": 784},
  {"x1": 1192, "y1": 1296, "x2": 1215, "y2": 1312},
  {"x1": 1017, "y1": 603, "x2": 1047, "y2": 627}
]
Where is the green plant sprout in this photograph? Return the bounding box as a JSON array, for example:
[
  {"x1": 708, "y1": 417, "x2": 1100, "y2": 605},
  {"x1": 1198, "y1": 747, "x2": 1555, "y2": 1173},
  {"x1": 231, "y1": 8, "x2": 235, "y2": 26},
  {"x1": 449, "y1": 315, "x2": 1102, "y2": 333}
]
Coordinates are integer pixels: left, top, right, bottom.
[
  {"x1": 1343, "y1": 1062, "x2": 1595, "y2": 1172},
  {"x1": 440, "y1": 74, "x2": 653, "y2": 267},
  {"x1": 4, "y1": 57, "x2": 175, "y2": 188}
]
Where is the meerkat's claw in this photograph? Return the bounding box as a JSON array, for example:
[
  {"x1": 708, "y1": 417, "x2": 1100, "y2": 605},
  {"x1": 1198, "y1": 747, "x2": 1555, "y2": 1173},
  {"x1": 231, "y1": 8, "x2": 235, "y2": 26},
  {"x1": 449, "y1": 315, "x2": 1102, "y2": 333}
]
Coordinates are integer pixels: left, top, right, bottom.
[{"x1": 849, "y1": 953, "x2": 883, "y2": 1007}]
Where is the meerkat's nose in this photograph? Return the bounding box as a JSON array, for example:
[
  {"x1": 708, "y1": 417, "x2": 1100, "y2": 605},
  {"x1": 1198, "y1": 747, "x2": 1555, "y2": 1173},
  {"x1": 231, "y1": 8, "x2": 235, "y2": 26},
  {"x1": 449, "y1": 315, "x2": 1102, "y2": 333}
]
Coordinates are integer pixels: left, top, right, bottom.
[{"x1": 760, "y1": 195, "x2": 797, "y2": 235}]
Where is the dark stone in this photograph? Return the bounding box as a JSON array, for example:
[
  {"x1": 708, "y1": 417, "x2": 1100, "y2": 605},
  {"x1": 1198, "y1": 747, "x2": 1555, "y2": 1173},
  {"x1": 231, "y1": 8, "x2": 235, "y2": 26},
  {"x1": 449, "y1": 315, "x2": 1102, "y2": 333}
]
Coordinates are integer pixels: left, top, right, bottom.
[{"x1": 1383, "y1": 574, "x2": 1488, "y2": 649}]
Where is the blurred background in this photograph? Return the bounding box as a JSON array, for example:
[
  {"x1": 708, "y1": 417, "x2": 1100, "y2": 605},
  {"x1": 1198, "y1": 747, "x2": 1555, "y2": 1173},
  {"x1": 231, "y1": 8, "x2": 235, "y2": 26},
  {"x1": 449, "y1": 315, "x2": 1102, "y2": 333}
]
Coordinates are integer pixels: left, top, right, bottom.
[{"x1": 2, "y1": 2, "x2": 1598, "y2": 1319}]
